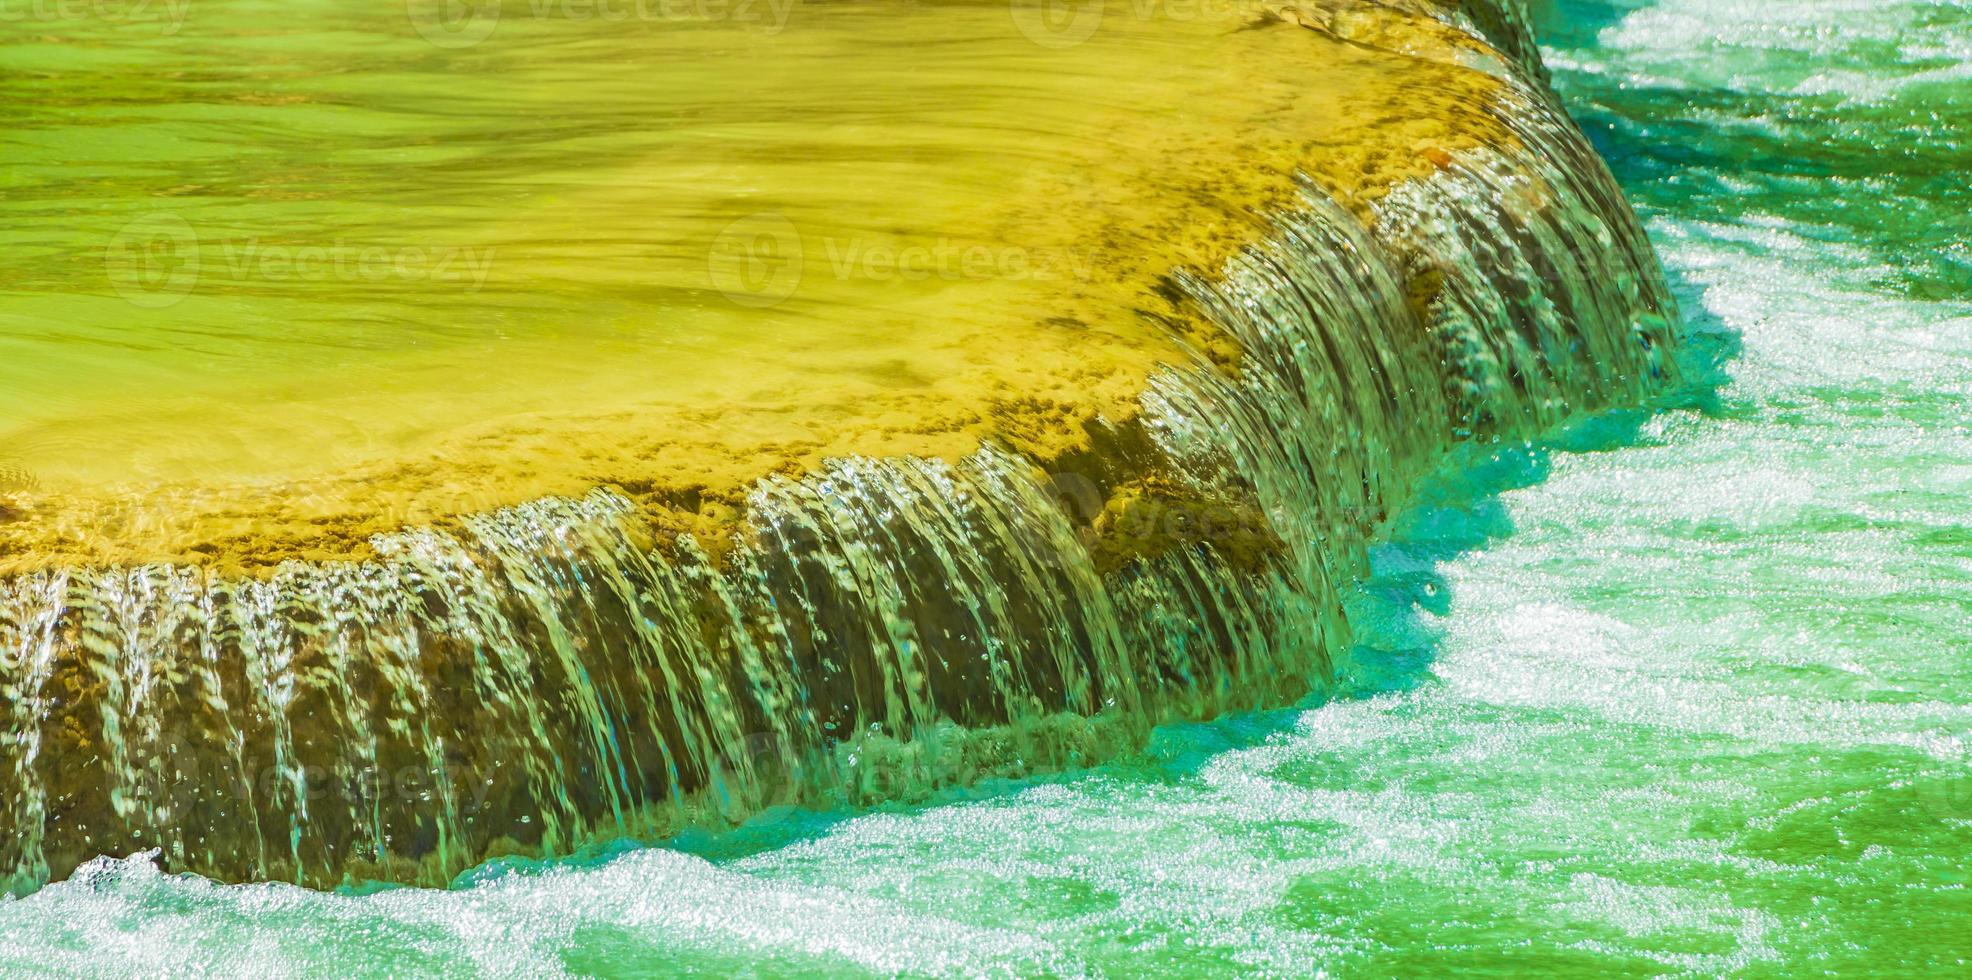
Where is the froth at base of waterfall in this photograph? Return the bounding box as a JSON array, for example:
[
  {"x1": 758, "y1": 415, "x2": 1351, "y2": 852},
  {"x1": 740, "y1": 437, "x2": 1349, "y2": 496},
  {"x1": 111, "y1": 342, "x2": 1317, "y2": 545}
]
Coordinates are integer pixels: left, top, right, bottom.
[{"x1": 0, "y1": 58, "x2": 1679, "y2": 891}]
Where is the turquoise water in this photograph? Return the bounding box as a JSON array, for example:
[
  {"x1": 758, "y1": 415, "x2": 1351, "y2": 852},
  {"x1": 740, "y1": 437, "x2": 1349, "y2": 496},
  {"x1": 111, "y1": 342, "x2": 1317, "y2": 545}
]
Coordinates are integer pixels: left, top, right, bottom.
[{"x1": 4, "y1": 0, "x2": 1971, "y2": 974}]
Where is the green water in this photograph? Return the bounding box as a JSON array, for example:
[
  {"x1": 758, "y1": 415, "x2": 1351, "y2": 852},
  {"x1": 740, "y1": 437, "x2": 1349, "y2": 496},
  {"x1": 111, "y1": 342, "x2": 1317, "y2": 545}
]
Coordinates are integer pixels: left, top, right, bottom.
[{"x1": 3, "y1": 0, "x2": 1970, "y2": 974}]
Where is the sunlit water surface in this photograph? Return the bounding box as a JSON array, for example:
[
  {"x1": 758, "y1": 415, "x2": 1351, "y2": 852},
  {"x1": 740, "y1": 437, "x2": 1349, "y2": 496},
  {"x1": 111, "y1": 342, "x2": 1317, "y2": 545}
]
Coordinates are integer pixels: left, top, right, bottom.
[
  {"x1": 1, "y1": 0, "x2": 1498, "y2": 568},
  {"x1": 4, "y1": 0, "x2": 1972, "y2": 974}
]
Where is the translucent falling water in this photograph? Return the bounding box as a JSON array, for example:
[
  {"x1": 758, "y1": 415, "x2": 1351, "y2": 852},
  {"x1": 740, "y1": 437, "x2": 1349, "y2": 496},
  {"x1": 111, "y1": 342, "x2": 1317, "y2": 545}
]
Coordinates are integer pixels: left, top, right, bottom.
[
  {"x1": 0, "y1": 22, "x2": 1678, "y2": 892},
  {"x1": 0, "y1": 573, "x2": 64, "y2": 888},
  {"x1": 1453, "y1": 0, "x2": 1551, "y2": 84}
]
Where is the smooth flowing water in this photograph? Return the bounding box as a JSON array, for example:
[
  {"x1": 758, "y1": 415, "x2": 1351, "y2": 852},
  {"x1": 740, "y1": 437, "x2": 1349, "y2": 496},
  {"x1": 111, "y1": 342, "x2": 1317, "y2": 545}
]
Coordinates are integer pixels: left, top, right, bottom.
[
  {"x1": 0, "y1": 0, "x2": 1509, "y2": 570},
  {"x1": 2, "y1": 0, "x2": 1968, "y2": 974}
]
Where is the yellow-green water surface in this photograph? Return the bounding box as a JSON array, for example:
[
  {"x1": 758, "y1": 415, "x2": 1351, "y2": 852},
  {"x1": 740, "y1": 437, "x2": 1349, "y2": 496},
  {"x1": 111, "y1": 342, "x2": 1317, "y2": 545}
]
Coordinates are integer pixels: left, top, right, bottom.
[{"x1": 0, "y1": 0, "x2": 1508, "y2": 571}]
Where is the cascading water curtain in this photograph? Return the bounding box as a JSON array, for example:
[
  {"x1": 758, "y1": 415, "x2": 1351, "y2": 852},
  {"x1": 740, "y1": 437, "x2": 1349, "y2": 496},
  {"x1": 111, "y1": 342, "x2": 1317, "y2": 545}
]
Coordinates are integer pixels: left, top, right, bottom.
[{"x1": 0, "y1": 2, "x2": 1679, "y2": 892}]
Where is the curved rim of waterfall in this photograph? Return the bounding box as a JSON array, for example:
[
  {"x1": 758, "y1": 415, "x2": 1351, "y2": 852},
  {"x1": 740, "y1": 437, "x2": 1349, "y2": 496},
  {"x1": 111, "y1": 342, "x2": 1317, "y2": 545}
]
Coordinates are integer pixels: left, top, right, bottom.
[{"x1": 0, "y1": 0, "x2": 1691, "y2": 893}]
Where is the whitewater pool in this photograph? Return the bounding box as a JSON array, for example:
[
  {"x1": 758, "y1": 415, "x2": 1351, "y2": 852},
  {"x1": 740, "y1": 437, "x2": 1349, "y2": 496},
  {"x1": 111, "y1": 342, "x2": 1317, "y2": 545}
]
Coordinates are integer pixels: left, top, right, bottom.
[{"x1": 4, "y1": 0, "x2": 1970, "y2": 974}]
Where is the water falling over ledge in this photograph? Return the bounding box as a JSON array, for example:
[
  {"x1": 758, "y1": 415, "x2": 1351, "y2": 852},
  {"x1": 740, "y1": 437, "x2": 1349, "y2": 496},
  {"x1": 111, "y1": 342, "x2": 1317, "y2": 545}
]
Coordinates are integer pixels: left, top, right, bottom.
[{"x1": 0, "y1": 4, "x2": 1680, "y2": 891}]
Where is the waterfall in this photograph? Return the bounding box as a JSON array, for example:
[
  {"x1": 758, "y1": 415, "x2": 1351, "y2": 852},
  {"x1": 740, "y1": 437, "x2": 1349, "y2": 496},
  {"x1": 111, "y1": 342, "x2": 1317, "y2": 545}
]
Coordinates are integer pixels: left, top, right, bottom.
[{"x1": 0, "y1": 8, "x2": 1679, "y2": 892}]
